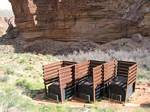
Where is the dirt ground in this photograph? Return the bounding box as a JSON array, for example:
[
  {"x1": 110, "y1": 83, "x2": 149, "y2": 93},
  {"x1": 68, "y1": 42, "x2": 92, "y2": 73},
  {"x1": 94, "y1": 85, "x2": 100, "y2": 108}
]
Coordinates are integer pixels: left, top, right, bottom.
[{"x1": 33, "y1": 83, "x2": 150, "y2": 110}]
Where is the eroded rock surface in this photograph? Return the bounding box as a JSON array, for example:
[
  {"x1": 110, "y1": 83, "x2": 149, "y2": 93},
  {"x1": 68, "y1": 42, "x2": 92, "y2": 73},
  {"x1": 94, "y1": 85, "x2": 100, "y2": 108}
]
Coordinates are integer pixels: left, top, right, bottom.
[{"x1": 9, "y1": 0, "x2": 150, "y2": 43}]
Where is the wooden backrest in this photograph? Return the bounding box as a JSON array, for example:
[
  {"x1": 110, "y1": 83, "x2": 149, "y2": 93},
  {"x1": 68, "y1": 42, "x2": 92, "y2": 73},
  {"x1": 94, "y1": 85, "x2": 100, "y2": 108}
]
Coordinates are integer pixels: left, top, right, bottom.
[
  {"x1": 90, "y1": 60, "x2": 105, "y2": 86},
  {"x1": 43, "y1": 61, "x2": 63, "y2": 84},
  {"x1": 117, "y1": 61, "x2": 137, "y2": 85},
  {"x1": 127, "y1": 63, "x2": 137, "y2": 85},
  {"x1": 92, "y1": 65, "x2": 103, "y2": 87},
  {"x1": 90, "y1": 61, "x2": 105, "y2": 102},
  {"x1": 75, "y1": 61, "x2": 90, "y2": 82},
  {"x1": 59, "y1": 65, "x2": 74, "y2": 89},
  {"x1": 103, "y1": 60, "x2": 117, "y2": 82}
]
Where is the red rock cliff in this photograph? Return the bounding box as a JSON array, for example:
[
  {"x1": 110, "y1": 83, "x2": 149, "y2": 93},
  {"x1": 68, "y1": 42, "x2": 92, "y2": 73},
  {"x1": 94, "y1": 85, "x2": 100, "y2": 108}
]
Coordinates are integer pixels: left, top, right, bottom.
[{"x1": 9, "y1": 0, "x2": 150, "y2": 43}]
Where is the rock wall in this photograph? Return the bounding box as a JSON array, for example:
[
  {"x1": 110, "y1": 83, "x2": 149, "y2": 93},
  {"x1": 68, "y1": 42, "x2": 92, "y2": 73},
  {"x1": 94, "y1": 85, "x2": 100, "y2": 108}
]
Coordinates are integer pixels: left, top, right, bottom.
[{"x1": 9, "y1": 0, "x2": 150, "y2": 43}]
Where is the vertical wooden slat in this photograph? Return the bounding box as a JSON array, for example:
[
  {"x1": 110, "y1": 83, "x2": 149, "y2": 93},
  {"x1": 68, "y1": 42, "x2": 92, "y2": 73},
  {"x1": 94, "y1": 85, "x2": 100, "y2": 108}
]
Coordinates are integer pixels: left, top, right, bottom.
[{"x1": 92, "y1": 68, "x2": 96, "y2": 102}]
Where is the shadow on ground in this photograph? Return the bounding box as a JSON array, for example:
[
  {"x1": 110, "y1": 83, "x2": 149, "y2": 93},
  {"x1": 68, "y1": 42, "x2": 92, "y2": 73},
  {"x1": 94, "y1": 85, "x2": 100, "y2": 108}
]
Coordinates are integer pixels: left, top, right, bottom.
[{"x1": 0, "y1": 33, "x2": 100, "y2": 55}]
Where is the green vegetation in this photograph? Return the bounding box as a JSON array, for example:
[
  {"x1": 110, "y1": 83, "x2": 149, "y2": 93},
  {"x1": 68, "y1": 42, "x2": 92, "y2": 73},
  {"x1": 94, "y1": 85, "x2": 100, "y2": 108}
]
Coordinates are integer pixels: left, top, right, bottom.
[
  {"x1": 137, "y1": 69, "x2": 150, "y2": 83},
  {"x1": 0, "y1": 53, "x2": 59, "y2": 112}
]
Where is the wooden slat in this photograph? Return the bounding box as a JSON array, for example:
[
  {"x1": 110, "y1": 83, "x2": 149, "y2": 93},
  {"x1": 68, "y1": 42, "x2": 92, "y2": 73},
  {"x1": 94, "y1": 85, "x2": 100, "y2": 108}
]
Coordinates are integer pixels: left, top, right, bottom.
[
  {"x1": 59, "y1": 72, "x2": 73, "y2": 77},
  {"x1": 93, "y1": 71, "x2": 102, "y2": 76},
  {"x1": 128, "y1": 77, "x2": 136, "y2": 85},
  {"x1": 90, "y1": 60, "x2": 105, "y2": 65},
  {"x1": 63, "y1": 61, "x2": 76, "y2": 65},
  {"x1": 59, "y1": 68, "x2": 72, "y2": 74},
  {"x1": 128, "y1": 72, "x2": 137, "y2": 80},
  {"x1": 93, "y1": 65, "x2": 102, "y2": 71},
  {"x1": 60, "y1": 76, "x2": 72, "y2": 83},
  {"x1": 76, "y1": 68, "x2": 89, "y2": 74},
  {"x1": 118, "y1": 67, "x2": 129, "y2": 71},
  {"x1": 117, "y1": 70, "x2": 128, "y2": 75},
  {"x1": 43, "y1": 69, "x2": 58, "y2": 76},
  {"x1": 94, "y1": 78, "x2": 102, "y2": 84},
  {"x1": 76, "y1": 65, "x2": 89, "y2": 72},
  {"x1": 118, "y1": 74, "x2": 128, "y2": 77},
  {"x1": 44, "y1": 61, "x2": 62, "y2": 69},
  {"x1": 75, "y1": 72, "x2": 88, "y2": 79},
  {"x1": 76, "y1": 61, "x2": 90, "y2": 68},
  {"x1": 128, "y1": 70, "x2": 137, "y2": 77},
  {"x1": 118, "y1": 61, "x2": 135, "y2": 65},
  {"x1": 93, "y1": 75, "x2": 102, "y2": 80},
  {"x1": 128, "y1": 75, "x2": 136, "y2": 82},
  {"x1": 43, "y1": 65, "x2": 61, "y2": 73},
  {"x1": 128, "y1": 67, "x2": 137, "y2": 74},
  {"x1": 44, "y1": 72, "x2": 58, "y2": 79},
  {"x1": 129, "y1": 64, "x2": 137, "y2": 70},
  {"x1": 104, "y1": 69, "x2": 115, "y2": 75},
  {"x1": 104, "y1": 63, "x2": 115, "y2": 69},
  {"x1": 104, "y1": 67, "x2": 115, "y2": 73},
  {"x1": 76, "y1": 63, "x2": 89, "y2": 69}
]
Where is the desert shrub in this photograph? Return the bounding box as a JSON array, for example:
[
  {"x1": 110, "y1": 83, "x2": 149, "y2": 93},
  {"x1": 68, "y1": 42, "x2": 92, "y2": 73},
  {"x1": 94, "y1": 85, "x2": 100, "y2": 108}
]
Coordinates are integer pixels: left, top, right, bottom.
[
  {"x1": 137, "y1": 69, "x2": 150, "y2": 83},
  {"x1": 0, "y1": 84, "x2": 36, "y2": 112},
  {"x1": 16, "y1": 78, "x2": 43, "y2": 90},
  {"x1": 58, "y1": 50, "x2": 111, "y2": 62},
  {"x1": 58, "y1": 49, "x2": 150, "y2": 69},
  {"x1": 0, "y1": 75, "x2": 9, "y2": 82},
  {"x1": 5, "y1": 67, "x2": 15, "y2": 75},
  {"x1": 16, "y1": 78, "x2": 44, "y2": 98}
]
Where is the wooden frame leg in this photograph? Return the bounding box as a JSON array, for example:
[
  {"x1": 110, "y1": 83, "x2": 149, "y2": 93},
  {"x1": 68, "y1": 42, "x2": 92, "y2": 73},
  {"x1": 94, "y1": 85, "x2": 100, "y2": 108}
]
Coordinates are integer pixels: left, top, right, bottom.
[
  {"x1": 60, "y1": 88, "x2": 64, "y2": 103},
  {"x1": 45, "y1": 84, "x2": 47, "y2": 96}
]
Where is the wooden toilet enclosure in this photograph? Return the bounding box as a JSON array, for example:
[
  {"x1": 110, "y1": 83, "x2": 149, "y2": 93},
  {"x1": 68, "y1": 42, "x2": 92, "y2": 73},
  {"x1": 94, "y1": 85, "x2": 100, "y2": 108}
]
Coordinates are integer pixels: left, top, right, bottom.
[{"x1": 43, "y1": 60, "x2": 137, "y2": 103}]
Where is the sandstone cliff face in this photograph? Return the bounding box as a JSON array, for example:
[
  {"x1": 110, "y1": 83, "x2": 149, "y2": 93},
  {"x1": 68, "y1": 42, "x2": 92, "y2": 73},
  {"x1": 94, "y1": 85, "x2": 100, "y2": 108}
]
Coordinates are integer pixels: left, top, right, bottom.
[{"x1": 9, "y1": 0, "x2": 150, "y2": 43}]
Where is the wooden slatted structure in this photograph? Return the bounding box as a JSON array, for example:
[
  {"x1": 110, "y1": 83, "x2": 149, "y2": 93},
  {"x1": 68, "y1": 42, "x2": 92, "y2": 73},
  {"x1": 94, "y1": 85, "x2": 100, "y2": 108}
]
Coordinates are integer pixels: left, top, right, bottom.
[
  {"x1": 43, "y1": 61, "x2": 75, "y2": 102},
  {"x1": 42, "y1": 60, "x2": 137, "y2": 103},
  {"x1": 103, "y1": 60, "x2": 117, "y2": 84},
  {"x1": 75, "y1": 61, "x2": 90, "y2": 82},
  {"x1": 109, "y1": 61, "x2": 137, "y2": 101},
  {"x1": 75, "y1": 60, "x2": 105, "y2": 102},
  {"x1": 117, "y1": 61, "x2": 137, "y2": 86}
]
